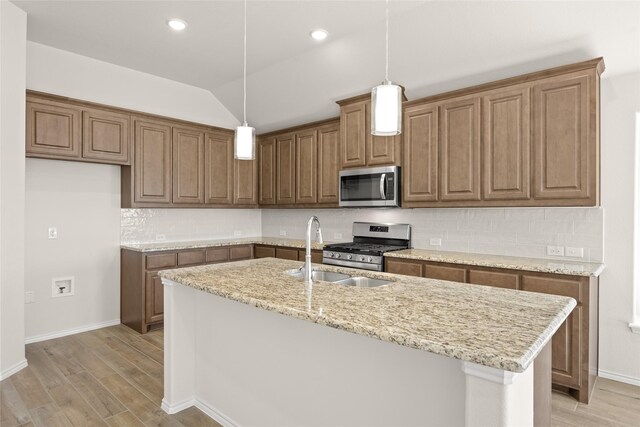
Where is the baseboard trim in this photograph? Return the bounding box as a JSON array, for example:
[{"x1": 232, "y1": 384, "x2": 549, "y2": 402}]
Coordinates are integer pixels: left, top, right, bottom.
[
  {"x1": 25, "y1": 319, "x2": 121, "y2": 344},
  {"x1": 598, "y1": 369, "x2": 640, "y2": 387},
  {"x1": 194, "y1": 399, "x2": 238, "y2": 427},
  {"x1": 0, "y1": 358, "x2": 28, "y2": 381},
  {"x1": 161, "y1": 397, "x2": 238, "y2": 426}
]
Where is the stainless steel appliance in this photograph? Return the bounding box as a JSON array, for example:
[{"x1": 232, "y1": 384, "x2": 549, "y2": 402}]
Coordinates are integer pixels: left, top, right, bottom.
[
  {"x1": 323, "y1": 222, "x2": 411, "y2": 271},
  {"x1": 339, "y1": 166, "x2": 400, "y2": 207}
]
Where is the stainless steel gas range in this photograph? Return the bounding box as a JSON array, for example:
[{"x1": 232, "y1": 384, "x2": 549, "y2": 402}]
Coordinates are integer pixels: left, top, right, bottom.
[{"x1": 322, "y1": 222, "x2": 411, "y2": 271}]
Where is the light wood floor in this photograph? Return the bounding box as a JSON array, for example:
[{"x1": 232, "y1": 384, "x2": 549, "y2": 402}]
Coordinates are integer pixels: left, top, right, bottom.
[{"x1": 2, "y1": 325, "x2": 639, "y2": 426}]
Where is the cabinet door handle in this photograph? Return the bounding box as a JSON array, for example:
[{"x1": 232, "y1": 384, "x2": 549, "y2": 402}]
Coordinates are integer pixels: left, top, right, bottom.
[{"x1": 380, "y1": 174, "x2": 387, "y2": 200}]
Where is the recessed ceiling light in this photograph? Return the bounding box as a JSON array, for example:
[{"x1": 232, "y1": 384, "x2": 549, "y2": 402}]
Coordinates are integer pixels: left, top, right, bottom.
[
  {"x1": 310, "y1": 29, "x2": 329, "y2": 41},
  {"x1": 167, "y1": 19, "x2": 187, "y2": 31}
]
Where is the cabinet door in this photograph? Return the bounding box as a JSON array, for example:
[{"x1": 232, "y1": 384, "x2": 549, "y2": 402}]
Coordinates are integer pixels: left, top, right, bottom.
[
  {"x1": 298, "y1": 250, "x2": 323, "y2": 264},
  {"x1": 550, "y1": 307, "x2": 581, "y2": 387},
  {"x1": 255, "y1": 245, "x2": 276, "y2": 258},
  {"x1": 82, "y1": 108, "x2": 130, "y2": 165},
  {"x1": 439, "y1": 97, "x2": 481, "y2": 201},
  {"x1": 296, "y1": 129, "x2": 318, "y2": 204},
  {"x1": 134, "y1": 119, "x2": 172, "y2": 204},
  {"x1": 205, "y1": 131, "x2": 233, "y2": 205},
  {"x1": 145, "y1": 272, "x2": 164, "y2": 324},
  {"x1": 234, "y1": 158, "x2": 258, "y2": 205},
  {"x1": 482, "y1": 87, "x2": 530, "y2": 200},
  {"x1": 367, "y1": 100, "x2": 400, "y2": 166},
  {"x1": 385, "y1": 258, "x2": 423, "y2": 277},
  {"x1": 403, "y1": 103, "x2": 438, "y2": 203},
  {"x1": 533, "y1": 73, "x2": 592, "y2": 201},
  {"x1": 317, "y1": 122, "x2": 340, "y2": 204},
  {"x1": 26, "y1": 99, "x2": 81, "y2": 159},
  {"x1": 172, "y1": 127, "x2": 205, "y2": 204},
  {"x1": 276, "y1": 133, "x2": 296, "y2": 204},
  {"x1": 340, "y1": 101, "x2": 367, "y2": 168},
  {"x1": 259, "y1": 138, "x2": 277, "y2": 205},
  {"x1": 424, "y1": 263, "x2": 467, "y2": 282},
  {"x1": 276, "y1": 247, "x2": 299, "y2": 260},
  {"x1": 468, "y1": 269, "x2": 519, "y2": 290}
]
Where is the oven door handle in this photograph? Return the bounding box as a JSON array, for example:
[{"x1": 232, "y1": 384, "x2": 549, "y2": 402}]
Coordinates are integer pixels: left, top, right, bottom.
[{"x1": 379, "y1": 174, "x2": 387, "y2": 200}]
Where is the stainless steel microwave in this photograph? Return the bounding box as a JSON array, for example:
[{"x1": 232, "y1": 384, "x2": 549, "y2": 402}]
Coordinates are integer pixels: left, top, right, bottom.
[{"x1": 339, "y1": 166, "x2": 400, "y2": 207}]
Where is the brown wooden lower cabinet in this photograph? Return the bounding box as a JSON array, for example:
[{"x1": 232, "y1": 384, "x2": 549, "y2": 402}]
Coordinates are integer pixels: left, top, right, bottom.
[
  {"x1": 384, "y1": 257, "x2": 598, "y2": 403},
  {"x1": 121, "y1": 244, "x2": 253, "y2": 334},
  {"x1": 254, "y1": 244, "x2": 323, "y2": 264}
]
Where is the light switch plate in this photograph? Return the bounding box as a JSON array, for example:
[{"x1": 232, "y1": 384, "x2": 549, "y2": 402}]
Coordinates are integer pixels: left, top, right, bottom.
[
  {"x1": 333, "y1": 233, "x2": 343, "y2": 240},
  {"x1": 25, "y1": 291, "x2": 35, "y2": 304},
  {"x1": 279, "y1": 230, "x2": 287, "y2": 236},
  {"x1": 48, "y1": 227, "x2": 57, "y2": 239},
  {"x1": 155, "y1": 234, "x2": 166, "y2": 241},
  {"x1": 234, "y1": 230, "x2": 242, "y2": 237},
  {"x1": 565, "y1": 247, "x2": 584, "y2": 258}
]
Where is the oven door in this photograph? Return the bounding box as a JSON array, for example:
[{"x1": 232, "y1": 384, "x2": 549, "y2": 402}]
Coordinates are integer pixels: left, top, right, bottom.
[{"x1": 339, "y1": 166, "x2": 399, "y2": 207}]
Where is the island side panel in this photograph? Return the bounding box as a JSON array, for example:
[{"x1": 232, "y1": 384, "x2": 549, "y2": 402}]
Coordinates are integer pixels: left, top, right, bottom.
[{"x1": 191, "y1": 289, "x2": 466, "y2": 427}]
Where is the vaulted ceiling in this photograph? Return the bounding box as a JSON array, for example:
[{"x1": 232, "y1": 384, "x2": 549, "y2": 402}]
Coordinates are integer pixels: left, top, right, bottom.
[{"x1": 13, "y1": 1, "x2": 640, "y2": 132}]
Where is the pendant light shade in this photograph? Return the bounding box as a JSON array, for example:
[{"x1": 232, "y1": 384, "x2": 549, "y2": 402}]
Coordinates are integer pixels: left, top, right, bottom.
[
  {"x1": 234, "y1": 122, "x2": 255, "y2": 160},
  {"x1": 371, "y1": 81, "x2": 402, "y2": 136},
  {"x1": 371, "y1": 0, "x2": 402, "y2": 136},
  {"x1": 234, "y1": 0, "x2": 255, "y2": 160}
]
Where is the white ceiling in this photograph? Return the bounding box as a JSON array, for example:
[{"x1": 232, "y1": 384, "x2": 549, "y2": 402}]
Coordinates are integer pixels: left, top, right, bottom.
[{"x1": 13, "y1": 1, "x2": 640, "y2": 132}]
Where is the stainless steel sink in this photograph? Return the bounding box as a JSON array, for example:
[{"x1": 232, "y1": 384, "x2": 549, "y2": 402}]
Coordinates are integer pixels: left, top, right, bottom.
[
  {"x1": 284, "y1": 269, "x2": 351, "y2": 282},
  {"x1": 334, "y1": 277, "x2": 392, "y2": 287}
]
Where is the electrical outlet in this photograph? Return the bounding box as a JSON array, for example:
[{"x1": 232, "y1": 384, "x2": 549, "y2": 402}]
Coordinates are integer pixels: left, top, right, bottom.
[
  {"x1": 430, "y1": 238, "x2": 442, "y2": 246},
  {"x1": 565, "y1": 247, "x2": 584, "y2": 258},
  {"x1": 279, "y1": 230, "x2": 287, "y2": 236},
  {"x1": 333, "y1": 233, "x2": 343, "y2": 240},
  {"x1": 155, "y1": 234, "x2": 166, "y2": 241},
  {"x1": 546, "y1": 246, "x2": 564, "y2": 256},
  {"x1": 234, "y1": 230, "x2": 242, "y2": 237},
  {"x1": 52, "y1": 277, "x2": 74, "y2": 298},
  {"x1": 25, "y1": 291, "x2": 35, "y2": 304},
  {"x1": 48, "y1": 227, "x2": 58, "y2": 239}
]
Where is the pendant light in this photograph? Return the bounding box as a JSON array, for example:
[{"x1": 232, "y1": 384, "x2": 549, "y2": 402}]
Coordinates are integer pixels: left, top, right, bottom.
[
  {"x1": 371, "y1": 0, "x2": 402, "y2": 136},
  {"x1": 235, "y1": 0, "x2": 255, "y2": 160}
]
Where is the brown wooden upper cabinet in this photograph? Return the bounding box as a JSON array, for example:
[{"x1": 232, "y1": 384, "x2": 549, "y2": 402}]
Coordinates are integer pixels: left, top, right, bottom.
[
  {"x1": 401, "y1": 57, "x2": 603, "y2": 207},
  {"x1": 172, "y1": 127, "x2": 205, "y2": 204},
  {"x1": 317, "y1": 121, "x2": 340, "y2": 204},
  {"x1": 276, "y1": 132, "x2": 296, "y2": 204},
  {"x1": 234, "y1": 157, "x2": 258, "y2": 206},
  {"x1": 26, "y1": 93, "x2": 131, "y2": 165},
  {"x1": 337, "y1": 95, "x2": 402, "y2": 170},
  {"x1": 205, "y1": 131, "x2": 234, "y2": 205},
  {"x1": 133, "y1": 118, "x2": 173, "y2": 204},
  {"x1": 295, "y1": 128, "x2": 318, "y2": 204},
  {"x1": 259, "y1": 137, "x2": 277, "y2": 205}
]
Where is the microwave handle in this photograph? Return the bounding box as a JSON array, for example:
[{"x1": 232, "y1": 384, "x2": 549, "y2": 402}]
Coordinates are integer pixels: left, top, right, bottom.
[{"x1": 379, "y1": 174, "x2": 387, "y2": 200}]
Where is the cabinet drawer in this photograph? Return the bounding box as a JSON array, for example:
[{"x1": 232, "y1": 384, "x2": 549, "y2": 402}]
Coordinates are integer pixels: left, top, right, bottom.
[
  {"x1": 206, "y1": 247, "x2": 229, "y2": 263},
  {"x1": 424, "y1": 264, "x2": 467, "y2": 282},
  {"x1": 385, "y1": 259, "x2": 423, "y2": 277},
  {"x1": 177, "y1": 250, "x2": 205, "y2": 266},
  {"x1": 254, "y1": 245, "x2": 276, "y2": 258},
  {"x1": 469, "y1": 269, "x2": 519, "y2": 290},
  {"x1": 521, "y1": 274, "x2": 583, "y2": 304},
  {"x1": 298, "y1": 249, "x2": 323, "y2": 264},
  {"x1": 146, "y1": 253, "x2": 177, "y2": 270},
  {"x1": 276, "y1": 247, "x2": 299, "y2": 261},
  {"x1": 230, "y1": 245, "x2": 252, "y2": 260}
]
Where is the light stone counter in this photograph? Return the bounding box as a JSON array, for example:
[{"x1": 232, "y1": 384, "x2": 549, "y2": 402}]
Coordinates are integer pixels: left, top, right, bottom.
[
  {"x1": 385, "y1": 248, "x2": 605, "y2": 277},
  {"x1": 159, "y1": 257, "x2": 575, "y2": 373},
  {"x1": 121, "y1": 237, "x2": 325, "y2": 252}
]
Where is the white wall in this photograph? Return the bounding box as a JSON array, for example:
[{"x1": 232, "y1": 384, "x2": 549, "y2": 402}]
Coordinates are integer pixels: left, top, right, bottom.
[
  {"x1": 25, "y1": 159, "x2": 121, "y2": 340},
  {"x1": 598, "y1": 71, "x2": 640, "y2": 385},
  {"x1": 121, "y1": 209, "x2": 261, "y2": 244},
  {"x1": 262, "y1": 208, "x2": 603, "y2": 263},
  {"x1": 0, "y1": 1, "x2": 27, "y2": 380},
  {"x1": 25, "y1": 43, "x2": 241, "y2": 341}
]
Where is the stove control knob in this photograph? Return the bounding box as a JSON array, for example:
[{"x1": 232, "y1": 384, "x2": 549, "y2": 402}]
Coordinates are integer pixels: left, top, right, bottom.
[
  {"x1": 335, "y1": 253, "x2": 341, "y2": 259},
  {"x1": 359, "y1": 256, "x2": 365, "y2": 262},
  {"x1": 368, "y1": 257, "x2": 373, "y2": 263},
  {"x1": 329, "y1": 253, "x2": 334, "y2": 258},
  {"x1": 347, "y1": 254, "x2": 352, "y2": 260}
]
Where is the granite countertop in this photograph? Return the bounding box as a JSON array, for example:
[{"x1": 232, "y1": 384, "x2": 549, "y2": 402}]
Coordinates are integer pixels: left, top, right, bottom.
[
  {"x1": 159, "y1": 258, "x2": 575, "y2": 373},
  {"x1": 385, "y1": 249, "x2": 605, "y2": 277},
  {"x1": 120, "y1": 237, "x2": 325, "y2": 252}
]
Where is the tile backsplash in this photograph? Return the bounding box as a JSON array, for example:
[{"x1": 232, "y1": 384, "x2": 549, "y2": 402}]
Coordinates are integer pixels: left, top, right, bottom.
[
  {"x1": 121, "y1": 209, "x2": 262, "y2": 244},
  {"x1": 261, "y1": 207, "x2": 604, "y2": 262},
  {"x1": 121, "y1": 207, "x2": 603, "y2": 263}
]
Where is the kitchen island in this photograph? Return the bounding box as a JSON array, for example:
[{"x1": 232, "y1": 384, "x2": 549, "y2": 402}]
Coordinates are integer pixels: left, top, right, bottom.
[{"x1": 159, "y1": 258, "x2": 575, "y2": 426}]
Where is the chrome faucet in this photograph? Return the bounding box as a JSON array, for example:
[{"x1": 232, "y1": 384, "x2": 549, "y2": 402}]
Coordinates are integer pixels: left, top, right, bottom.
[{"x1": 304, "y1": 216, "x2": 323, "y2": 283}]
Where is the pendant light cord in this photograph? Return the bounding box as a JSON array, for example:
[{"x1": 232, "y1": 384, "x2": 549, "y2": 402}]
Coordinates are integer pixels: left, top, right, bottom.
[
  {"x1": 243, "y1": 0, "x2": 247, "y2": 125},
  {"x1": 385, "y1": 0, "x2": 389, "y2": 83}
]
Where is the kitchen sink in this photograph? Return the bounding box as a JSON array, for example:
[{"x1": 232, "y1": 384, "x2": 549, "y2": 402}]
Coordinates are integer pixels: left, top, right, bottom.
[
  {"x1": 334, "y1": 277, "x2": 392, "y2": 287},
  {"x1": 284, "y1": 268, "x2": 351, "y2": 282},
  {"x1": 284, "y1": 268, "x2": 392, "y2": 287}
]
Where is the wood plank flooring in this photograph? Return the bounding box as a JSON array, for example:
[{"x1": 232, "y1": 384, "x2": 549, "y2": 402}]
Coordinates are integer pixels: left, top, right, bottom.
[
  {"x1": 0, "y1": 325, "x2": 220, "y2": 427},
  {"x1": 2, "y1": 324, "x2": 639, "y2": 426}
]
